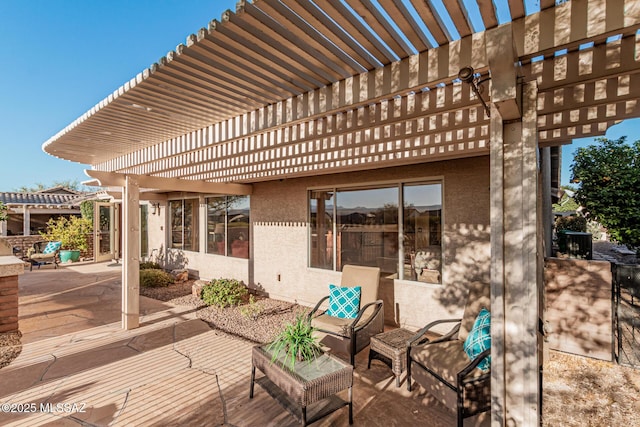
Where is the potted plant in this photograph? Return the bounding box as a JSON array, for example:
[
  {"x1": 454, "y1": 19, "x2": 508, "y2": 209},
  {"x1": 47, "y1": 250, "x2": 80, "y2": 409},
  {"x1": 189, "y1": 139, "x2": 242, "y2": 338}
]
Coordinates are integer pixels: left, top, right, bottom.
[
  {"x1": 40, "y1": 216, "x2": 93, "y2": 263},
  {"x1": 267, "y1": 313, "x2": 323, "y2": 370}
]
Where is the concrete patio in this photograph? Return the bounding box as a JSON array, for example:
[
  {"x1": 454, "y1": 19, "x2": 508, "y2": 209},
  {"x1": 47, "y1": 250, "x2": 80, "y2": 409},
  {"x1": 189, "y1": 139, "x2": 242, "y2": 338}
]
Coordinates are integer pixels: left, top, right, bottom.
[{"x1": 0, "y1": 262, "x2": 458, "y2": 426}]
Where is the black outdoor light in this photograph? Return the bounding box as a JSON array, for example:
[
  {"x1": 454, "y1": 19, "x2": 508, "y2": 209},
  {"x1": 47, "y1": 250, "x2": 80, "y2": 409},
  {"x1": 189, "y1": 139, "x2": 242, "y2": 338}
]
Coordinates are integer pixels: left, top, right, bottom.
[
  {"x1": 458, "y1": 66, "x2": 491, "y2": 117},
  {"x1": 458, "y1": 66, "x2": 475, "y2": 83}
]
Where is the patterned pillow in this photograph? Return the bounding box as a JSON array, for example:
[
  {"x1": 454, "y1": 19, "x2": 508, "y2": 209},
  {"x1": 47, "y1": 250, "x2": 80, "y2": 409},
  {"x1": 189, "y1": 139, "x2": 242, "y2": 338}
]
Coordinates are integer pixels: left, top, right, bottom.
[
  {"x1": 463, "y1": 308, "x2": 491, "y2": 372},
  {"x1": 327, "y1": 284, "x2": 361, "y2": 319},
  {"x1": 42, "y1": 241, "x2": 62, "y2": 254}
]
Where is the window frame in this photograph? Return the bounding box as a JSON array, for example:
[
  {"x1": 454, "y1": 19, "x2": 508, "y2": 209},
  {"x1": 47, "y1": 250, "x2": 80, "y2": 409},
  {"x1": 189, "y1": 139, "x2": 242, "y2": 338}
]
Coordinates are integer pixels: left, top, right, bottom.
[
  {"x1": 168, "y1": 198, "x2": 200, "y2": 252},
  {"x1": 308, "y1": 178, "x2": 444, "y2": 284},
  {"x1": 205, "y1": 195, "x2": 250, "y2": 259}
]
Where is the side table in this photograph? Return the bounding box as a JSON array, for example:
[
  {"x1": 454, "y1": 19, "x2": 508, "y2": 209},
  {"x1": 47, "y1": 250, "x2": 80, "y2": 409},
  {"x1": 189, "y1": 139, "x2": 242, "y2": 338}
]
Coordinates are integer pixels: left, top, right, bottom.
[{"x1": 368, "y1": 328, "x2": 415, "y2": 387}]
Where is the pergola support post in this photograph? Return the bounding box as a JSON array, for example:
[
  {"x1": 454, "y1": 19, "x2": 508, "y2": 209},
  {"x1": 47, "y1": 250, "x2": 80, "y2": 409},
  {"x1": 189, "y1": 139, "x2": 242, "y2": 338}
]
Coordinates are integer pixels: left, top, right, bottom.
[
  {"x1": 122, "y1": 175, "x2": 140, "y2": 330},
  {"x1": 490, "y1": 81, "x2": 541, "y2": 426},
  {"x1": 541, "y1": 147, "x2": 553, "y2": 257},
  {"x1": 23, "y1": 207, "x2": 30, "y2": 236}
]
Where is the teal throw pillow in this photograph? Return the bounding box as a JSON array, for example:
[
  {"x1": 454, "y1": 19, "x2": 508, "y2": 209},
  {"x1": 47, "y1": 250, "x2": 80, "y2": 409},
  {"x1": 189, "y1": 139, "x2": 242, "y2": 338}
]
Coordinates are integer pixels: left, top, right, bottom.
[
  {"x1": 463, "y1": 308, "x2": 491, "y2": 371},
  {"x1": 327, "y1": 284, "x2": 361, "y2": 319},
  {"x1": 43, "y1": 241, "x2": 62, "y2": 254}
]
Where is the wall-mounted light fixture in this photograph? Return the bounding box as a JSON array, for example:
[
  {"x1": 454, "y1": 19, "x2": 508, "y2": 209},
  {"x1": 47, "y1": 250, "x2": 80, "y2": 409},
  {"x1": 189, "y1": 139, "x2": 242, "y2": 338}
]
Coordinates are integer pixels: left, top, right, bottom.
[
  {"x1": 458, "y1": 66, "x2": 491, "y2": 118},
  {"x1": 150, "y1": 203, "x2": 160, "y2": 215}
]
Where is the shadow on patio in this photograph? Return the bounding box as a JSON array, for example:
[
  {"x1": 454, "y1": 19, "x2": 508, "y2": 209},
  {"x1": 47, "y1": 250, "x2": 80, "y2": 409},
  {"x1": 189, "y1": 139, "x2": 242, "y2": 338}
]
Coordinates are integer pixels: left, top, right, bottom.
[{"x1": 1, "y1": 262, "x2": 458, "y2": 426}]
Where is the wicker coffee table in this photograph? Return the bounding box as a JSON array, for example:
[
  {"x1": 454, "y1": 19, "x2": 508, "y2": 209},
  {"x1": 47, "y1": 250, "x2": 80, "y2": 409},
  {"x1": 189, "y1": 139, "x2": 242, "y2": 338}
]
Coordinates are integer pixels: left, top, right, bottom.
[
  {"x1": 250, "y1": 345, "x2": 354, "y2": 426},
  {"x1": 368, "y1": 328, "x2": 415, "y2": 387}
]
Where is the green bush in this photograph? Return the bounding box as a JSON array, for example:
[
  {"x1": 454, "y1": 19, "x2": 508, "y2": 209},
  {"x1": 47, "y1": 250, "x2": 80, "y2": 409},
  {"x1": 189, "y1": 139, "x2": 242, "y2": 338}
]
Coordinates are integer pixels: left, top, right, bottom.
[
  {"x1": 239, "y1": 295, "x2": 264, "y2": 320},
  {"x1": 267, "y1": 314, "x2": 322, "y2": 370},
  {"x1": 555, "y1": 215, "x2": 587, "y2": 233},
  {"x1": 40, "y1": 215, "x2": 93, "y2": 251},
  {"x1": 140, "y1": 261, "x2": 162, "y2": 270},
  {"x1": 140, "y1": 269, "x2": 175, "y2": 287},
  {"x1": 201, "y1": 278, "x2": 248, "y2": 308}
]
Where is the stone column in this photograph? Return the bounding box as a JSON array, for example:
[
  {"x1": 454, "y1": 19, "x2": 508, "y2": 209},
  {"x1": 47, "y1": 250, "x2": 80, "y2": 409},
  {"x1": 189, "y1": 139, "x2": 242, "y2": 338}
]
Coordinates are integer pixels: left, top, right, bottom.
[{"x1": 0, "y1": 240, "x2": 24, "y2": 333}]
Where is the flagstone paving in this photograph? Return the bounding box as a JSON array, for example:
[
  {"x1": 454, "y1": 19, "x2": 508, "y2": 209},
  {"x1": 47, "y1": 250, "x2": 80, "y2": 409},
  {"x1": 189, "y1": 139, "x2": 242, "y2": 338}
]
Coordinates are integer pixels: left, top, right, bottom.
[{"x1": 0, "y1": 262, "x2": 457, "y2": 426}]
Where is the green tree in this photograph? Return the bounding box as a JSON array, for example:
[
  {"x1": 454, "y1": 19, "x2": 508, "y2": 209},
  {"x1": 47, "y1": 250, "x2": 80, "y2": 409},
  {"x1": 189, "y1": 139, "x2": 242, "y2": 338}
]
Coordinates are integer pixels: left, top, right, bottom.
[
  {"x1": 552, "y1": 185, "x2": 580, "y2": 212},
  {"x1": 571, "y1": 136, "x2": 640, "y2": 253},
  {"x1": 14, "y1": 179, "x2": 87, "y2": 193}
]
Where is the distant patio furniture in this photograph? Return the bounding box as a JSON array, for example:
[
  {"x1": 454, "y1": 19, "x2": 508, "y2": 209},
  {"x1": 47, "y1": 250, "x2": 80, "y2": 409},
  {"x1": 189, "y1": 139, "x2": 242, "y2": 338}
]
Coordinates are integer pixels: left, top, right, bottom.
[
  {"x1": 27, "y1": 241, "x2": 61, "y2": 271},
  {"x1": 308, "y1": 265, "x2": 383, "y2": 367},
  {"x1": 406, "y1": 281, "x2": 491, "y2": 427},
  {"x1": 250, "y1": 344, "x2": 353, "y2": 426}
]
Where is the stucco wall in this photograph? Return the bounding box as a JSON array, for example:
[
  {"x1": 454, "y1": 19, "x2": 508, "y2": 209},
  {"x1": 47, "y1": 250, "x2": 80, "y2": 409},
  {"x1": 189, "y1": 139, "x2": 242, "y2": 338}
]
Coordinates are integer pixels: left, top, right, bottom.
[
  {"x1": 544, "y1": 257, "x2": 613, "y2": 361},
  {"x1": 251, "y1": 157, "x2": 491, "y2": 330},
  {"x1": 145, "y1": 157, "x2": 491, "y2": 330}
]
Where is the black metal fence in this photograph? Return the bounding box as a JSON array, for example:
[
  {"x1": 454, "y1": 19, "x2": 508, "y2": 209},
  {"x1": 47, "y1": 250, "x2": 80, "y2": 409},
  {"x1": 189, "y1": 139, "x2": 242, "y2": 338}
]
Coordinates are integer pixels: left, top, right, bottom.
[{"x1": 614, "y1": 263, "x2": 640, "y2": 367}]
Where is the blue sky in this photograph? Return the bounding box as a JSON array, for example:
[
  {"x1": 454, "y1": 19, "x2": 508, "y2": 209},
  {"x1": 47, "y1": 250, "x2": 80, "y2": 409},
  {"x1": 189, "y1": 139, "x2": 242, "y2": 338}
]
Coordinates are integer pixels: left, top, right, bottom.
[
  {"x1": 0, "y1": 0, "x2": 237, "y2": 191},
  {"x1": 0, "y1": 1, "x2": 637, "y2": 192}
]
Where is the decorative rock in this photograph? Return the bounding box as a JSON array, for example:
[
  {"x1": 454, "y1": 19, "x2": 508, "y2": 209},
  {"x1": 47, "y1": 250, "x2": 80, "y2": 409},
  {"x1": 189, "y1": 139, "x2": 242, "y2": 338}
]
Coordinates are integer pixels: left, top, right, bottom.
[
  {"x1": 192, "y1": 280, "x2": 208, "y2": 298},
  {"x1": 171, "y1": 269, "x2": 189, "y2": 282}
]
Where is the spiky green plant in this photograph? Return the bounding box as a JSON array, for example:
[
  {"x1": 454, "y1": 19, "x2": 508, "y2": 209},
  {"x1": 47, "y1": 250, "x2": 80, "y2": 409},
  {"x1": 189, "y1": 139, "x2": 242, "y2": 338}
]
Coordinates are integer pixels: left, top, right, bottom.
[{"x1": 267, "y1": 314, "x2": 322, "y2": 371}]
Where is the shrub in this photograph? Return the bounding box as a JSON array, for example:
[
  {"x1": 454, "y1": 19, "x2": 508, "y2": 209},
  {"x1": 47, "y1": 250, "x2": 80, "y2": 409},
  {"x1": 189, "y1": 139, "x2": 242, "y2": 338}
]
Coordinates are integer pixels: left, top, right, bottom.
[
  {"x1": 140, "y1": 269, "x2": 175, "y2": 287},
  {"x1": 239, "y1": 295, "x2": 264, "y2": 320},
  {"x1": 201, "y1": 278, "x2": 248, "y2": 308},
  {"x1": 555, "y1": 215, "x2": 587, "y2": 233},
  {"x1": 40, "y1": 215, "x2": 93, "y2": 251},
  {"x1": 140, "y1": 261, "x2": 162, "y2": 270}
]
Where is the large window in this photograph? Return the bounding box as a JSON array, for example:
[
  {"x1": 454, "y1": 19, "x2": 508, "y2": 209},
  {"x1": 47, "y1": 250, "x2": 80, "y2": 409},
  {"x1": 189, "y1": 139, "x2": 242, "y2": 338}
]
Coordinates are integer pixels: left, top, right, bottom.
[
  {"x1": 206, "y1": 196, "x2": 250, "y2": 259},
  {"x1": 170, "y1": 199, "x2": 199, "y2": 251},
  {"x1": 309, "y1": 182, "x2": 442, "y2": 283}
]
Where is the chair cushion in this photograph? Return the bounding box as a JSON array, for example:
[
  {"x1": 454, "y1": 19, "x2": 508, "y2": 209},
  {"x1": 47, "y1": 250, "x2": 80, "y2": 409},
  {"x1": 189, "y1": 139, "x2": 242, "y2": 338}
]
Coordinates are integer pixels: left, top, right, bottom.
[
  {"x1": 30, "y1": 253, "x2": 56, "y2": 261},
  {"x1": 463, "y1": 308, "x2": 491, "y2": 371},
  {"x1": 311, "y1": 313, "x2": 356, "y2": 337},
  {"x1": 327, "y1": 284, "x2": 361, "y2": 319},
  {"x1": 42, "y1": 242, "x2": 61, "y2": 254},
  {"x1": 410, "y1": 339, "x2": 486, "y2": 387}
]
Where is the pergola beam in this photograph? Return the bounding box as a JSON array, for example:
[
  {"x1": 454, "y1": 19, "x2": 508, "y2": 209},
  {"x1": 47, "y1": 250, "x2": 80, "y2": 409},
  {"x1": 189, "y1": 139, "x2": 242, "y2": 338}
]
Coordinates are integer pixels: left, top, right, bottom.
[{"x1": 85, "y1": 170, "x2": 252, "y2": 195}]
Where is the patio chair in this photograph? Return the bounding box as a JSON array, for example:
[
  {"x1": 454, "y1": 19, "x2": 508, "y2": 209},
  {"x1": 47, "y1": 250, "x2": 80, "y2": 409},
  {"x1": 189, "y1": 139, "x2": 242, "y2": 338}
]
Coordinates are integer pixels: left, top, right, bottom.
[
  {"x1": 406, "y1": 281, "x2": 491, "y2": 427},
  {"x1": 308, "y1": 265, "x2": 383, "y2": 367},
  {"x1": 27, "y1": 241, "x2": 61, "y2": 271}
]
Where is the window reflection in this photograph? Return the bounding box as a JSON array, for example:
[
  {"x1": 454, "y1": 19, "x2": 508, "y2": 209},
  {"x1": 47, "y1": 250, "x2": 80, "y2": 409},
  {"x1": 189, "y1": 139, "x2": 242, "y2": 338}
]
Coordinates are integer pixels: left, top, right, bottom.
[
  {"x1": 170, "y1": 199, "x2": 199, "y2": 251},
  {"x1": 403, "y1": 184, "x2": 442, "y2": 283},
  {"x1": 308, "y1": 182, "x2": 442, "y2": 284},
  {"x1": 310, "y1": 191, "x2": 334, "y2": 269},
  {"x1": 206, "y1": 196, "x2": 250, "y2": 259},
  {"x1": 336, "y1": 187, "x2": 398, "y2": 274}
]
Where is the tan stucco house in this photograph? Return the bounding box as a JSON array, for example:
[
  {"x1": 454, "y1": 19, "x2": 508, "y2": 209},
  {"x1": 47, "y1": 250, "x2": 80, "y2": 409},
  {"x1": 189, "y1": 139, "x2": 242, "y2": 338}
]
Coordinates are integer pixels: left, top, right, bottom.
[{"x1": 41, "y1": 1, "x2": 640, "y2": 424}]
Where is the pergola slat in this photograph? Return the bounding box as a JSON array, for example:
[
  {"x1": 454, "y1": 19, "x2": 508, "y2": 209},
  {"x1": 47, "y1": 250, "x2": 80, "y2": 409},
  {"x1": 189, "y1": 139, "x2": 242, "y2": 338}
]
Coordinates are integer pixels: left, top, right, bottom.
[
  {"x1": 409, "y1": 0, "x2": 450, "y2": 45},
  {"x1": 252, "y1": 0, "x2": 367, "y2": 74},
  {"x1": 238, "y1": 2, "x2": 354, "y2": 79},
  {"x1": 208, "y1": 18, "x2": 326, "y2": 88},
  {"x1": 441, "y1": 0, "x2": 473, "y2": 37},
  {"x1": 284, "y1": 1, "x2": 382, "y2": 69},
  {"x1": 343, "y1": 0, "x2": 415, "y2": 57},
  {"x1": 319, "y1": 0, "x2": 397, "y2": 63},
  {"x1": 388, "y1": 0, "x2": 434, "y2": 50},
  {"x1": 198, "y1": 25, "x2": 315, "y2": 92},
  {"x1": 477, "y1": 0, "x2": 499, "y2": 29},
  {"x1": 222, "y1": 8, "x2": 341, "y2": 84}
]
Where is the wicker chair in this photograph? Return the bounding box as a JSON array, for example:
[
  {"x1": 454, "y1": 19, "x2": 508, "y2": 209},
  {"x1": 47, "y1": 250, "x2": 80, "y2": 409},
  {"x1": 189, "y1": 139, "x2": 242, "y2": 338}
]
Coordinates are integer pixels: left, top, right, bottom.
[
  {"x1": 406, "y1": 281, "x2": 491, "y2": 426},
  {"x1": 27, "y1": 241, "x2": 61, "y2": 271},
  {"x1": 308, "y1": 265, "x2": 383, "y2": 367}
]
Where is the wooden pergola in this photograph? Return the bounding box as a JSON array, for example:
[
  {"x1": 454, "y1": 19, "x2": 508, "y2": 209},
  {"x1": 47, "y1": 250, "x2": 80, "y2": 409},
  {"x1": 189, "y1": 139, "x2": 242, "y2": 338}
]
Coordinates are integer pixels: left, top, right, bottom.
[{"x1": 42, "y1": 1, "x2": 640, "y2": 425}]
